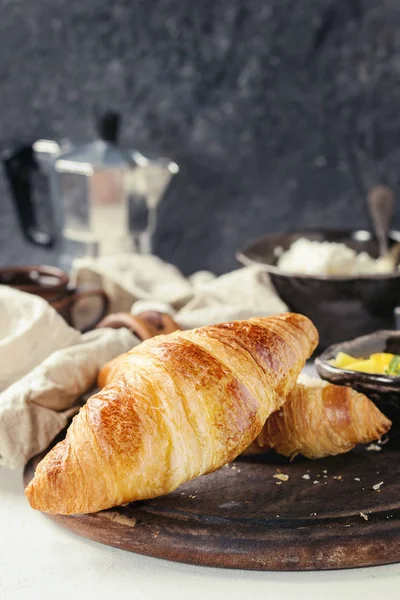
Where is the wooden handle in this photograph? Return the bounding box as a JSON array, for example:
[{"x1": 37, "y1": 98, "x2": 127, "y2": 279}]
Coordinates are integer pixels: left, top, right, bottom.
[
  {"x1": 95, "y1": 311, "x2": 180, "y2": 340},
  {"x1": 71, "y1": 289, "x2": 110, "y2": 332},
  {"x1": 367, "y1": 185, "x2": 395, "y2": 257}
]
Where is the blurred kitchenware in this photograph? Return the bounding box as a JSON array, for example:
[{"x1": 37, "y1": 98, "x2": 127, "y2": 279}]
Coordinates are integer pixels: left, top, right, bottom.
[
  {"x1": 2, "y1": 111, "x2": 179, "y2": 270},
  {"x1": 237, "y1": 229, "x2": 400, "y2": 349},
  {"x1": 367, "y1": 185, "x2": 395, "y2": 259},
  {"x1": 315, "y1": 330, "x2": 400, "y2": 427},
  {"x1": 96, "y1": 311, "x2": 180, "y2": 340},
  {"x1": 2, "y1": 140, "x2": 67, "y2": 249},
  {"x1": 0, "y1": 265, "x2": 109, "y2": 331}
]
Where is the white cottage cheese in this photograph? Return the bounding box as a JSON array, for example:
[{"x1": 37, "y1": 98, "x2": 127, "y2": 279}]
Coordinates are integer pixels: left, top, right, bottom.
[{"x1": 277, "y1": 238, "x2": 395, "y2": 276}]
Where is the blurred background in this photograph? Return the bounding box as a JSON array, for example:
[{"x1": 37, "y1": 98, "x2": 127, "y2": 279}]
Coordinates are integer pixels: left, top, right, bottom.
[{"x1": 1, "y1": 0, "x2": 400, "y2": 275}]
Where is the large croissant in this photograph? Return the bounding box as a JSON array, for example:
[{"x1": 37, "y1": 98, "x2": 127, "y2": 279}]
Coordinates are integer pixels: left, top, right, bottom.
[
  {"x1": 247, "y1": 374, "x2": 391, "y2": 459},
  {"x1": 25, "y1": 313, "x2": 317, "y2": 514}
]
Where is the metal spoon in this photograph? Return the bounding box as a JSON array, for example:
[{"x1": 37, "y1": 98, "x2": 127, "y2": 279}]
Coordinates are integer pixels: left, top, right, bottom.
[{"x1": 367, "y1": 185, "x2": 395, "y2": 258}]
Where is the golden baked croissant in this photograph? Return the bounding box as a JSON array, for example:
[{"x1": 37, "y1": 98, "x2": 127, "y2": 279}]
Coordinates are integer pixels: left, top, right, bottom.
[
  {"x1": 105, "y1": 349, "x2": 392, "y2": 462},
  {"x1": 25, "y1": 313, "x2": 317, "y2": 514},
  {"x1": 246, "y1": 374, "x2": 391, "y2": 459}
]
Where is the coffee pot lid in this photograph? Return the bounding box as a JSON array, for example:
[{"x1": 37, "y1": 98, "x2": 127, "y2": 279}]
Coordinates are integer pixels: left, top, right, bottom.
[{"x1": 55, "y1": 111, "x2": 134, "y2": 173}]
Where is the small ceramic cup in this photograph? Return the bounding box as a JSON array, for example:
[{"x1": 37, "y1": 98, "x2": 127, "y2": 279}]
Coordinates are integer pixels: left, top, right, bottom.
[{"x1": 0, "y1": 265, "x2": 109, "y2": 331}]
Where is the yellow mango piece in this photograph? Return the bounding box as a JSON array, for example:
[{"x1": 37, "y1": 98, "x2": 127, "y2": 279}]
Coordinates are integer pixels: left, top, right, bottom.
[
  {"x1": 332, "y1": 351, "x2": 395, "y2": 374},
  {"x1": 333, "y1": 352, "x2": 358, "y2": 368},
  {"x1": 345, "y1": 359, "x2": 383, "y2": 374},
  {"x1": 369, "y1": 353, "x2": 394, "y2": 369}
]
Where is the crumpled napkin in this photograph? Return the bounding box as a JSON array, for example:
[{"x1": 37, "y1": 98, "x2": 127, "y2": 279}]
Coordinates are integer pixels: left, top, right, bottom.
[
  {"x1": 0, "y1": 287, "x2": 137, "y2": 469},
  {"x1": 72, "y1": 253, "x2": 287, "y2": 328},
  {"x1": 0, "y1": 286, "x2": 80, "y2": 391},
  {"x1": 1, "y1": 255, "x2": 287, "y2": 470}
]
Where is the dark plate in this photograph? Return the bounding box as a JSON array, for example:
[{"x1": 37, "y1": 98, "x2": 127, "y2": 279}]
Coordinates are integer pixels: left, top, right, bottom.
[
  {"x1": 24, "y1": 442, "x2": 400, "y2": 570},
  {"x1": 315, "y1": 330, "x2": 400, "y2": 426},
  {"x1": 237, "y1": 229, "x2": 400, "y2": 349}
]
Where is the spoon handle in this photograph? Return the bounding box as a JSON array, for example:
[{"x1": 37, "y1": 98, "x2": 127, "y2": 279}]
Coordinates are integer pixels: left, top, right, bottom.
[{"x1": 367, "y1": 185, "x2": 395, "y2": 257}]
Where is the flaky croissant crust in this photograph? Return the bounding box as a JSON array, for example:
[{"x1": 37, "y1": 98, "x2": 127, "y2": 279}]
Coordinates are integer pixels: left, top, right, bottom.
[
  {"x1": 248, "y1": 375, "x2": 391, "y2": 459},
  {"x1": 25, "y1": 313, "x2": 317, "y2": 514}
]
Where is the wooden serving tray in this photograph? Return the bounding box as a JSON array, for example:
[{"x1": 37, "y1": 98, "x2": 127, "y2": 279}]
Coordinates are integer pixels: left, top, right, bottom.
[{"x1": 24, "y1": 440, "x2": 400, "y2": 571}]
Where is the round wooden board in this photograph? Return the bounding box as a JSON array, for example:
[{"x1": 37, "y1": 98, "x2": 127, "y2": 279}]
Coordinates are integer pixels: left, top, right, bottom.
[{"x1": 24, "y1": 442, "x2": 400, "y2": 571}]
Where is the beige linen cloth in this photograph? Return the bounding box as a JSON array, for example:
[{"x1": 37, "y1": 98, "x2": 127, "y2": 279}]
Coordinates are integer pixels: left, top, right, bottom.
[
  {"x1": 72, "y1": 253, "x2": 287, "y2": 328},
  {"x1": 0, "y1": 287, "x2": 137, "y2": 469},
  {"x1": 1, "y1": 255, "x2": 286, "y2": 469}
]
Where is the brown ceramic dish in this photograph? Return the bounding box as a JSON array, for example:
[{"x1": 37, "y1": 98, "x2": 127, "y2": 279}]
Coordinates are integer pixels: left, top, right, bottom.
[
  {"x1": 0, "y1": 265, "x2": 109, "y2": 331},
  {"x1": 237, "y1": 229, "x2": 400, "y2": 349},
  {"x1": 315, "y1": 330, "x2": 400, "y2": 426}
]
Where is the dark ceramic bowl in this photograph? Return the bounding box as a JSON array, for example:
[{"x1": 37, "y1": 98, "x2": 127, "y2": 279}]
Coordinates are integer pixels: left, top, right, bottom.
[
  {"x1": 315, "y1": 330, "x2": 400, "y2": 425},
  {"x1": 237, "y1": 229, "x2": 400, "y2": 349}
]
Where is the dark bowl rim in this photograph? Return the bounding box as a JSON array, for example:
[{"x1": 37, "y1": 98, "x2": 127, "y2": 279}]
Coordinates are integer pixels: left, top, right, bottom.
[
  {"x1": 236, "y1": 228, "x2": 400, "y2": 282},
  {"x1": 315, "y1": 329, "x2": 400, "y2": 386},
  {"x1": 0, "y1": 264, "x2": 69, "y2": 293}
]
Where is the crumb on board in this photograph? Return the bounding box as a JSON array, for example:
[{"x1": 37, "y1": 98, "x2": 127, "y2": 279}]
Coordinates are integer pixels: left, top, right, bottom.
[
  {"x1": 276, "y1": 481, "x2": 282, "y2": 485},
  {"x1": 273, "y1": 473, "x2": 289, "y2": 482},
  {"x1": 360, "y1": 512, "x2": 369, "y2": 521},
  {"x1": 366, "y1": 443, "x2": 381, "y2": 452},
  {"x1": 313, "y1": 480, "x2": 320, "y2": 485},
  {"x1": 101, "y1": 512, "x2": 137, "y2": 527},
  {"x1": 372, "y1": 481, "x2": 384, "y2": 491},
  {"x1": 323, "y1": 475, "x2": 328, "y2": 478},
  {"x1": 323, "y1": 470, "x2": 327, "y2": 474},
  {"x1": 302, "y1": 474, "x2": 311, "y2": 480},
  {"x1": 354, "y1": 477, "x2": 360, "y2": 482},
  {"x1": 310, "y1": 512, "x2": 317, "y2": 516}
]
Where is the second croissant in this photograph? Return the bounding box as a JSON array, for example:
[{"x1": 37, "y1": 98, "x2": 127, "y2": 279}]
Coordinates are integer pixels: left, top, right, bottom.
[{"x1": 246, "y1": 374, "x2": 391, "y2": 459}]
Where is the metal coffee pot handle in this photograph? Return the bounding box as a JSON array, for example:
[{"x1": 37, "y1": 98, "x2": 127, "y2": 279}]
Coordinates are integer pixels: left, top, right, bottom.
[{"x1": 2, "y1": 144, "x2": 55, "y2": 247}]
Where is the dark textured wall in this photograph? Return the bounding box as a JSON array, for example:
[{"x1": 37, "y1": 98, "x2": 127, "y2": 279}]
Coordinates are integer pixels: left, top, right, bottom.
[{"x1": 1, "y1": 0, "x2": 400, "y2": 274}]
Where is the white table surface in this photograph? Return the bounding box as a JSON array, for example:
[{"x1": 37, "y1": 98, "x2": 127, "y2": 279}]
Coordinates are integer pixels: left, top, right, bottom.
[{"x1": 1, "y1": 365, "x2": 400, "y2": 600}]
